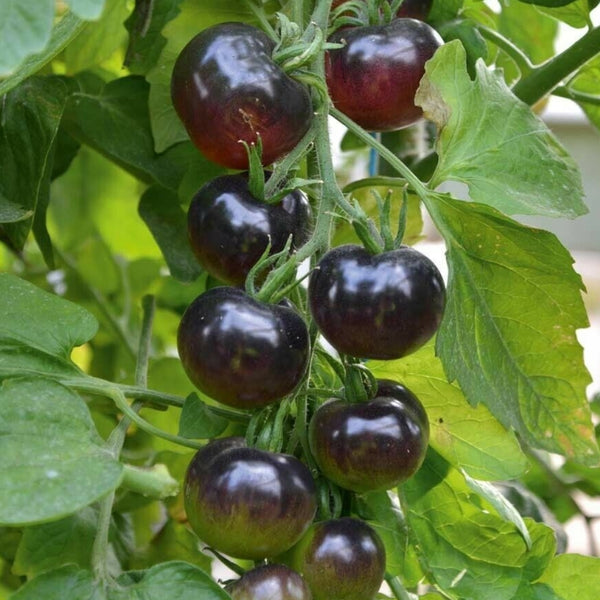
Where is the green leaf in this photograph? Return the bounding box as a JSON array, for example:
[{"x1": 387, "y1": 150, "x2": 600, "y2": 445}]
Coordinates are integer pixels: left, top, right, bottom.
[
  {"x1": 356, "y1": 491, "x2": 422, "y2": 584},
  {"x1": 370, "y1": 341, "x2": 528, "y2": 481},
  {"x1": 539, "y1": 554, "x2": 600, "y2": 600},
  {"x1": 402, "y1": 450, "x2": 557, "y2": 600},
  {"x1": 0, "y1": 13, "x2": 86, "y2": 97},
  {"x1": 125, "y1": 0, "x2": 184, "y2": 75},
  {"x1": 538, "y1": 0, "x2": 593, "y2": 28},
  {"x1": 416, "y1": 41, "x2": 587, "y2": 218},
  {"x1": 519, "y1": 0, "x2": 579, "y2": 6},
  {"x1": 66, "y1": 0, "x2": 107, "y2": 20},
  {"x1": 112, "y1": 561, "x2": 230, "y2": 599},
  {"x1": 0, "y1": 76, "x2": 71, "y2": 261},
  {"x1": 0, "y1": 273, "x2": 97, "y2": 377},
  {"x1": 427, "y1": 194, "x2": 599, "y2": 465},
  {"x1": 13, "y1": 507, "x2": 99, "y2": 577},
  {"x1": 64, "y1": 0, "x2": 130, "y2": 74},
  {"x1": 138, "y1": 185, "x2": 202, "y2": 282},
  {"x1": 146, "y1": 0, "x2": 254, "y2": 152},
  {"x1": 0, "y1": 377, "x2": 123, "y2": 526},
  {"x1": 0, "y1": 0, "x2": 54, "y2": 77},
  {"x1": 130, "y1": 519, "x2": 212, "y2": 571},
  {"x1": 496, "y1": 3, "x2": 558, "y2": 84},
  {"x1": 9, "y1": 566, "x2": 100, "y2": 600},
  {"x1": 63, "y1": 76, "x2": 193, "y2": 191},
  {"x1": 178, "y1": 393, "x2": 228, "y2": 439},
  {"x1": 568, "y1": 55, "x2": 600, "y2": 132}
]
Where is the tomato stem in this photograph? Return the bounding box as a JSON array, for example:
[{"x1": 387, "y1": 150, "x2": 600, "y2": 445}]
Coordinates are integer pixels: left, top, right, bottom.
[
  {"x1": 476, "y1": 26, "x2": 534, "y2": 77},
  {"x1": 512, "y1": 25, "x2": 600, "y2": 106}
]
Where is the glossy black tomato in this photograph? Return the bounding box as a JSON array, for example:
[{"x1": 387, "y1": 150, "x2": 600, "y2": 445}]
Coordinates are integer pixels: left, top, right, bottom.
[
  {"x1": 308, "y1": 244, "x2": 445, "y2": 359},
  {"x1": 184, "y1": 438, "x2": 317, "y2": 560},
  {"x1": 288, "y1": 518, "x2": 386, "y2": 600},
  {"x1": 309, "y1": 379, "x2": 429, "y2": 492},
  {"x1": 325, "y1": 19, "x2": 442, "y2": 131},
  {"x1": 188, "y1": 174, "x2": 312, "y2": 285},
  {"x1": 171, "y1": 22, "x2": 313, "y2": 169},
  {"x1": 331, "y1": 0, "x2": 433, "y2": 21},
  {"x1": 227, "y1": 564, "x2": 312, "y2": 600},
  {"x1": 177, "y1": 287, "x2": 309, "y2": 409}
]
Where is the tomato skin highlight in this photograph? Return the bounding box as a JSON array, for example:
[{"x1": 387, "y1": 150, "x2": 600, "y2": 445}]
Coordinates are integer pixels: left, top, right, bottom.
[
  {"x1": 184, "y1": 438, "x2": 317, "y2": 560},
  {"x1": 308, "y1": 244, "x2": 445, "y2": 360},
  {"x1": 227, "y1": 564, "x2": 312, "y2": 600},
  {"x1": 325, "y1": 18, "x2": 442, "y2": 131},
  {"x1": 171, "y1": 22, "x2": 313, "y2": 169},
  {"x1": 309, "y1": 379, "x2": 429, "y2": 492},
  {"x1": 177, "y1": 287, "x2": 310, "y2": 409},
  {"x1": 289, "y1": 518, "x2": 386, "y2": 600},
  {"x1": 187, "y1": 174, "x2": 312, "y2": 286}
]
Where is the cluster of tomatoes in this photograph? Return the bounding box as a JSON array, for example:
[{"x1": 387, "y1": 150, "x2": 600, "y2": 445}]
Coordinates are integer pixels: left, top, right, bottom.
[{"x1": 170, "y1": 2, "x2": 444, "y2": 599}]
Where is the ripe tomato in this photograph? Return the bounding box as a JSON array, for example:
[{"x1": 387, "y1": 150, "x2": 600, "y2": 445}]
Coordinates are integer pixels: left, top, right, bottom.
[
  {"x1": 308, "y1": 244, "x2": 445, "y2": 359},
  {"x1": 188, "y1": 173, "x2": 312, "y2": 286},
  {"x1": 171, "y1": 22, "x2": 313, "y2": 169},
  {"x1": 309, "y1": 379, "x2": 429, "y2": 492},
  {"x1": 288, "y1": 517, "x2": 386, "y2": 600},
  {"x1": 325, "y1": 18, "x2": 442, "y2": 131},
  {"x1": 177, "y1": 287, "x2": 309, "y2": 409},
  {"x1": 227, "y1": 564, "x2": 312, "y2": 600},
  {"x1": 184, "y1": 438, "x2": 317, "y2": 560}
]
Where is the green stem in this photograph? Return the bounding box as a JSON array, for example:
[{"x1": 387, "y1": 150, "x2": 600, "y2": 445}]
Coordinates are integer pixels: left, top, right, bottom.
[
  {"x1": 331, "y1": 107, "x2": 430, "y2": 202},
  {"x1": 477, "y1": 26, "x2": 533, "y2": 76},
  {"x1": 264, "y1": 121, "x2": 318, "y2": 201},
  {"x1": 135, "y1": 295, "x2": 155, "y2": 388},
  {"x1": 553, "y1": 85, "x2": 600, "y2": 107},
  {"x1": 512, "y1": 26, "x2": 600, "y2": 106},
  {"x1": 120, "y1": 463, "x2": 179, "y2": 499},
  {"x1": 385, "y1": 574, "x2": 413, "y2": 600}
]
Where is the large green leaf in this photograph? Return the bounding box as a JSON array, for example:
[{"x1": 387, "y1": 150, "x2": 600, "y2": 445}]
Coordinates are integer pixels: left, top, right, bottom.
[
  {"x1": 370, "y1": 341, "x2": 528, "y2": 481},
  {"x1": 13, "y1": 507, "x2": 100, "y2": 578},
  {"x1": 64, "y1": 0, "x2": 130, "y2": 74},
  {"x1": 427, "y1": 194, "x2": 598, "y2": 465},
  {"x1": 539, "y1": 554, "x2": 600, "y2": 600},
  {"x1": 568, "y1": 55, "x2": 600, "y2": 132},
  {"x1": 0, "y1": 0, "x2": 54, "y2": 77},
  {"x1": 496, "y1": 2, "x2": 557, "y2": 84},
  {"x1": 538, "y1": 0, "x2": 593, "y2": 28},
  {"x1": 146, "y1": 0, "x2": 255, "y2": 152},
  {"x1": 416, "y1": 41, "x2": 586, "y2": 218},
  {"x1": 0, "y1": 273, "x2": 98, "y2": 380},
  {"x1": 9, "y1": 566, "x2": 100, "y2": 600},
  {"x1": 112, "y1": 561, "x2": 231, "y2": 599},
  {"x1": 0, "y1": 77, "x2": 71, "y2": 262},
  {"x1": 63, "y1": 76, "x2": 196, "y2": 191},
  {"x1": 66, "y1": 0, "x2": 107, "y2": 20},
  {"x1": 0, "y1": 377, "x2": 123, "y2": 526},
  {"x1": 125, "y1": 0, "x2": 184, "y2": 75},
  {"x1": 138, "y1": 185, "x2": 202, "y2": 282},
  {"x1": 402, "y1": 450, "x2": 558, "y2": 600}
]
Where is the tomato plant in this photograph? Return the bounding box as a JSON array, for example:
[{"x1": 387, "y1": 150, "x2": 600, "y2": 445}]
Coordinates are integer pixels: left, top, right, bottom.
[{"x1": 1, "y1": 1, "x2": 600, "y2": 600}]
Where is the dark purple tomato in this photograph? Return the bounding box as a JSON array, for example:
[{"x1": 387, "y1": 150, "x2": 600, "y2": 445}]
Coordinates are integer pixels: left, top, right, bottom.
[
  {"x1": 177, "y1": 287, "x2": 309, "y2": 409},
  {"x1": 171, "y1": 22, "x2": 313, "y2": 169},
  {"x1": 184, "y1": 438, "x2": 317, "y2": 560},
  {"x1": 325, "y1": 19, "x2": 442, "y2": 131},
  {"x1": 308, "y1": 244, "x2": 445, "y2": 359},
  {"x1": 188, "y1": 174, "x2": 312, "y2": 285},
  {"x1": 227, "y1": 564, "x2": 312, "y2": 600},
  {"x1": 309, "y1": 379, "x2": 429, "y2": 492},
  {"x1": 289, "y1": 518, "x2": 386, "y2": 600},
  {"x1": 331, "y1": 0, "x2": 433, "y2": 21}
]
